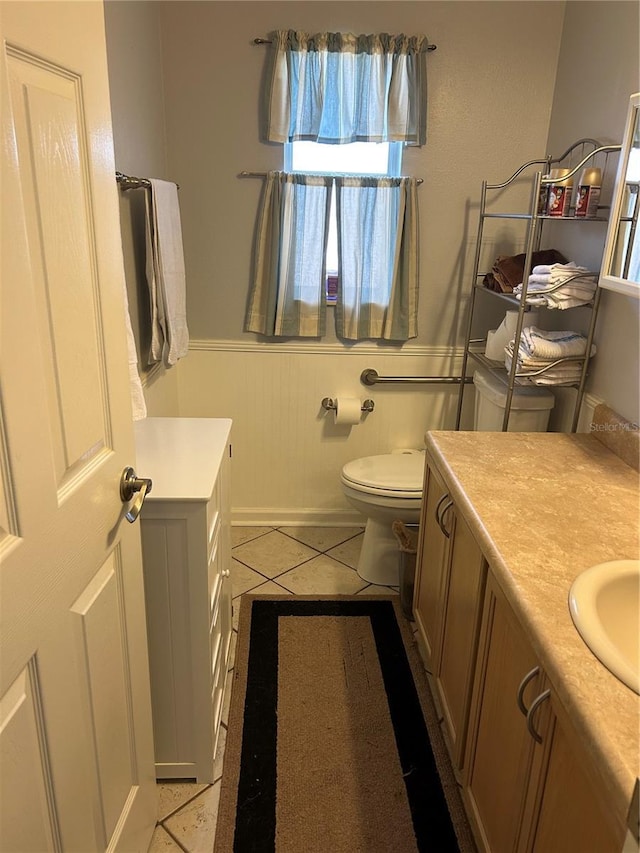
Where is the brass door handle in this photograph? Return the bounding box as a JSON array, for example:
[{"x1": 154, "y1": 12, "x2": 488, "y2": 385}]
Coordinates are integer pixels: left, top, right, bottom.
[{"x1": 120, "y1": 467, "x2": 152, "y2": 523}]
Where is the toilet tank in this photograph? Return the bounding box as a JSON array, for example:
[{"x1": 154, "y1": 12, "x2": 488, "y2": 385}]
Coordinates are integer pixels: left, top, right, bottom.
[{"x1": 473, "y1": 368, "x2": 555, "y2": 432}]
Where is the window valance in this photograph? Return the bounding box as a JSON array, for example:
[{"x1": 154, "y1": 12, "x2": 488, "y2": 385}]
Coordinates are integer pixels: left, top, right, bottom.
[{"x1": 265, "y1": 30, "x2": 429, "y2": 146}]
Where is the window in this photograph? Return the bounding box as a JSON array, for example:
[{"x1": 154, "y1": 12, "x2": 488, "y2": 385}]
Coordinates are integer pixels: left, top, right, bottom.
[
  {"x1": 245, "y1": 30, "x2": 425, "y2": 341},
  {"x1": 285, "y1": 142, "x2": 403, "y2": 301}
]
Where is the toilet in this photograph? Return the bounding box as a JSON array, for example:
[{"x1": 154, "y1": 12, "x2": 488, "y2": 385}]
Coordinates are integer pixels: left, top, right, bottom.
[
  {"x1": 340, "y1": 451, "x2": 425, "y2": 586},
  {"x1": 342, "y1": 371, "x2": 554, "y2": 587}
]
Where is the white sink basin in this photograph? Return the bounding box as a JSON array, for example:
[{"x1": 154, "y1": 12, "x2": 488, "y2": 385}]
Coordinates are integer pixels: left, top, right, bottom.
[{"x1": 569, "y1": 560, "x2": 640, "y2": 694}]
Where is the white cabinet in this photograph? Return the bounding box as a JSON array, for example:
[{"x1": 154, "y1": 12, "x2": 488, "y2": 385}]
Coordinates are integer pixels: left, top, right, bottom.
[{"x1": 134, "y1": 417, "x2": 233, "y2": 783}]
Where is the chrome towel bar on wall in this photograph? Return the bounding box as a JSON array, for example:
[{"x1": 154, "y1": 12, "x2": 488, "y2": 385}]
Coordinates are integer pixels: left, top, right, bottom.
[
  {"x1": 116, "y1": 171, "x2": 180, "y2": 190},
  {"x1": 360, "y1": 369, "x2": 473, "y2": 386}
]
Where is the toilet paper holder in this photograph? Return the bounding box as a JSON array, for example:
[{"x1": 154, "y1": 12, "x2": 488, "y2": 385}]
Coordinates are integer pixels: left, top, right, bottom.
[{"x1": 321, "y1": 397, "x2": 375, "y2": 413}]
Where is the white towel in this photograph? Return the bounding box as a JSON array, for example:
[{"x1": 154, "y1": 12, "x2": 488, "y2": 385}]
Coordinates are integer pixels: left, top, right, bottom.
[
  {"x1": 531, "y1": 264, "x2": 554, "y2": 275},
  {"x1": 514, "y1": 265, "x2": 597, "y2": 308},
  {"x1": 548, "y1": 262, "x2": 591, "y2": 284},
  {"x1": 504, "y1": 352, "x2": 584, "y2": 385},
  {"x1": 122, "y1": 279, "x2": 147, "y2": 420},
  {"x1": 145, "y1": 179, "x2": 189, "y2": 367},
  {"x1": 520, "y1": 327, "x2": 592, "y2": 360},
  {"x1": 504, "y1": 324, "x2": 596, "y2": 386},
  {"x1": 528, "y1": 274, "x2": 551, "y2": 285}
]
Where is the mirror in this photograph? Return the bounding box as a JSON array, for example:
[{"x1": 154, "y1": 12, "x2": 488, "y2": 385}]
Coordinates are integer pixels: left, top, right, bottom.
[{"x1": 599, "y1": 93, "x2": 640, "y2": 297}]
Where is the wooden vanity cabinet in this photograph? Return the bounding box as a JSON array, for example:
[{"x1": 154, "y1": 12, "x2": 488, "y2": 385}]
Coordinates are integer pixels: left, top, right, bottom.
[
  {"x1": 414, "y1": 464, "x2": 452, "y2": 665},
  {"x1": 523, "y1": 703, "x2": 623, "y2": 853},
  {"x1": 414, "y1": 462, "x2": 487, "y2": 768},
  {"x1": 464, "y1": 574, "x2": 623, "y2": 853}
]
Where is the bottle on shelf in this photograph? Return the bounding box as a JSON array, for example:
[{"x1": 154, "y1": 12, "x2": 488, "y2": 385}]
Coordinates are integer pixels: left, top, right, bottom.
[
  {"x1": 575, "y1": 167, "x2": 602, "y2": 218},
  {"x1": 546, "y1": 168, "x2": 573, "y2": 217}
]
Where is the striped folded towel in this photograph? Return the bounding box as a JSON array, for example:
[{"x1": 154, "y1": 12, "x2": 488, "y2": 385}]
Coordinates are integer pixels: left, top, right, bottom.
[{"x1": 520, "y1": 327, "x2": 593, "y2": 360}]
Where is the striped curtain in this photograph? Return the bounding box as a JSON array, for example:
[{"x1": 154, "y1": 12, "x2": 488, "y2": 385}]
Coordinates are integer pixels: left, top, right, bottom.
[
  {"x1": 335, "y1": 176, "x2": 419, "y2": 341},
  {"x1": 245, "y1": 172, "x2": 332, "y2": 337},
  {"x1": 265, "y1": 31, "x2": 429, "y2": 146}
]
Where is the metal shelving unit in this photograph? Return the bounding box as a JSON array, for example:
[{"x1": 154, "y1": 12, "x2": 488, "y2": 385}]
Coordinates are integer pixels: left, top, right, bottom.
[{"x1": 455, "y1": 140, "x2": 622, "y2": 433}]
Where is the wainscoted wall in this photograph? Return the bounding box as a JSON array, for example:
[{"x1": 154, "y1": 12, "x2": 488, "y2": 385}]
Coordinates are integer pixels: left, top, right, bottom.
[
  {"x1": 177, "y1": 342, "x2": 474, "y2": 524},
  {"x1": 177, "y1": 340, "x2": 602, "y2": 523}
]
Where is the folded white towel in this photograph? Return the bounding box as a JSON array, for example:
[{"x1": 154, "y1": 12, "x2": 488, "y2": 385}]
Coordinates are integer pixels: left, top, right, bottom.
[
  {"x1": 504, "y1": 351, "x2": 585, "y2": 385},
  {"x1": 145, "y1": 179, "x2": 189, "y2": 367},
  {"x1": 514, "y1": 275, "x2": 597, "y2": 309},
  {"x1": 531, "y1": 264, "x2": 554, "y2": 275},
  {"x1": 520, "y1": 327, "x2": 591, "y2": 360},
  {"x1": 549, "y1": 262, "x2": 592, "y2": 284}
]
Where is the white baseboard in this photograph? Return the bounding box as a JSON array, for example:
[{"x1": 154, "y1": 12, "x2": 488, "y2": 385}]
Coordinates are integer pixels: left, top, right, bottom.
[
  {"x1": 231, "y1": 508, "x2": 364, "y2": 527},
  {"x1": 578, "y1": 391, "x2": 605, "y2": 432}
]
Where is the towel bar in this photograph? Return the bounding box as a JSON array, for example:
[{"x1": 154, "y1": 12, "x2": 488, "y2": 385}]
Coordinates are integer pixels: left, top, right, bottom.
[
  {"x1": 361, "y1": 369, "x2": 473, "y2": 386},
  {"x1": 116, "y1": 171, "x2": 180, "y2": 190}
]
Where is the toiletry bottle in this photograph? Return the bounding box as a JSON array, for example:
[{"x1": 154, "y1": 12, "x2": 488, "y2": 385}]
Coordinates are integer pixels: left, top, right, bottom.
[
  {"x1": 575, "y1": 167, "x2": 602, "y2": 218},
  {"x1": 547, "y1": 168, "x2": 573, "y2": 217},
  {"x1": 537, "y1": 175, "x2": 550, "y2": 215}
]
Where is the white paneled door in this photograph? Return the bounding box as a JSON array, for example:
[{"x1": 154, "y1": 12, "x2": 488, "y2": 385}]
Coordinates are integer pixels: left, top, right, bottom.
[{"x1": 0, "y1": 3, "x2": 156, "y2": 851}]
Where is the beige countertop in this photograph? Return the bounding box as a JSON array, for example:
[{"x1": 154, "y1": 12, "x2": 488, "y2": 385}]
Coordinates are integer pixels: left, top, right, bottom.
[{"x1": 424, "y1": 429, "x2": 640, "y2": 825}]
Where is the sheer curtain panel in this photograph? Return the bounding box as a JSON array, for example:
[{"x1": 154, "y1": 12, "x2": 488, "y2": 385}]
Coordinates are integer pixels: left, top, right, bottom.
[
  {"x1": 245, "y1": 171, "x2": 332, "y2": 337},
  {"x1": 265, "y1": 31, "x2": 429, "y2": 145},
  {"x1": 335, "y1": 176, "x2": 419, "y2": 341}
]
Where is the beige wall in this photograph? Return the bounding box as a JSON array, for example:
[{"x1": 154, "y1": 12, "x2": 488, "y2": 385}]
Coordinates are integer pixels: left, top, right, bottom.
[
  {"x1": 104, "y1": 0, "x2": 180, "y2": 416},
  {"x1": 544, "y1": 1, "x2": 640, "y2": 425}
]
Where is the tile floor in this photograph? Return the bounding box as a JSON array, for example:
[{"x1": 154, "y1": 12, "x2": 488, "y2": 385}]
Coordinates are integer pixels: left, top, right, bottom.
[{"x1": 148, "y1": 525, "x2": 401, "y2": 852}]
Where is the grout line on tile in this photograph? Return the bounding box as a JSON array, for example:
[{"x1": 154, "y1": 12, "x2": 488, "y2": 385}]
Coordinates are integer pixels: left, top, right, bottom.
[
  {"x1": 230, "y1": 558, "x2": 274, "y2": 579},
  {"x1": 274, "y1": 529, "x2": 324, "y2": 551},
  {"x1": 231, "y1": 527, "x2": 274, "y2": 546},
  {"x1": 158, "y1": 783, "x2": 213, "y2": 824},
  {"x1": 159, "y1": 822, "x2": 191, "y2": 853}
]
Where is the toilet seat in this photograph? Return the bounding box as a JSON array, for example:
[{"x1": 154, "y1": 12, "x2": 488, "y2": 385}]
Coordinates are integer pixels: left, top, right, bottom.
[{"x1": 341, "y1": 453, "x2": 424, "y2": 499}]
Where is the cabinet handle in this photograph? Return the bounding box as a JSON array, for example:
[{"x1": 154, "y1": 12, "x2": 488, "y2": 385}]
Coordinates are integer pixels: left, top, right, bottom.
[
  {"x1": 434, "y1": 492, "x2": 449, "y2": 525},
  {"x1": 438, "y1": 499, "x2": 454, "y2": 538},
  {"x1": 526, "y1": 689, "x2": 551, "y2": 743},
  {"x1": 516, "y1": 666, "x2": 540, "y2": 716},
  {"x1": 222, "y1": 568, "x2": 230, "y2": 578}
]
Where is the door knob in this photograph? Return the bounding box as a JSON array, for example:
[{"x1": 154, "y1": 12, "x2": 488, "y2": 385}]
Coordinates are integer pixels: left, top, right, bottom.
[{"x1": 120, "y1": 467, "x2": 152, "y2": 523}]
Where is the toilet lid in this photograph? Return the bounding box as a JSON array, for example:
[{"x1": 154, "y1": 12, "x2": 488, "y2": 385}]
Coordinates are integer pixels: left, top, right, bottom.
[{"x1": 342, "y1": 454, "x2": 424, "y2": 496}]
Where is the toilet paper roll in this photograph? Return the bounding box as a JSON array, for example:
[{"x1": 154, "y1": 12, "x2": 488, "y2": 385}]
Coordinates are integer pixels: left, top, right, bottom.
[{"x1": 334, "y1": 397, "x2": 362, "y2": 425}]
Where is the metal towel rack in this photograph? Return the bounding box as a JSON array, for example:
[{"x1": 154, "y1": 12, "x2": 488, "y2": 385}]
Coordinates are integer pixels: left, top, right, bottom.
[
  {"x1": 116, "y1": 171, "x2": 180, "y2": 190},
  {"x1": 361, "y1": 369, "x2": 473, "y2": 386}
]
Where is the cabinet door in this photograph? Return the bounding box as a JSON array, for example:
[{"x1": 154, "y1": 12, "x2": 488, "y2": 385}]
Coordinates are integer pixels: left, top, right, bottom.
[
  {"x1": 414, "y1": 465, "x2": 452, "y2": 666},
  {"x1": 523, "y1": 707, "x2": 623, "y2": 853},
  {"x1": 436, "y1": 512, "x2": 487, "y2": 768},
  {"x1": 464, "y1": 577, "x2": 541, "y2": 853}
]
